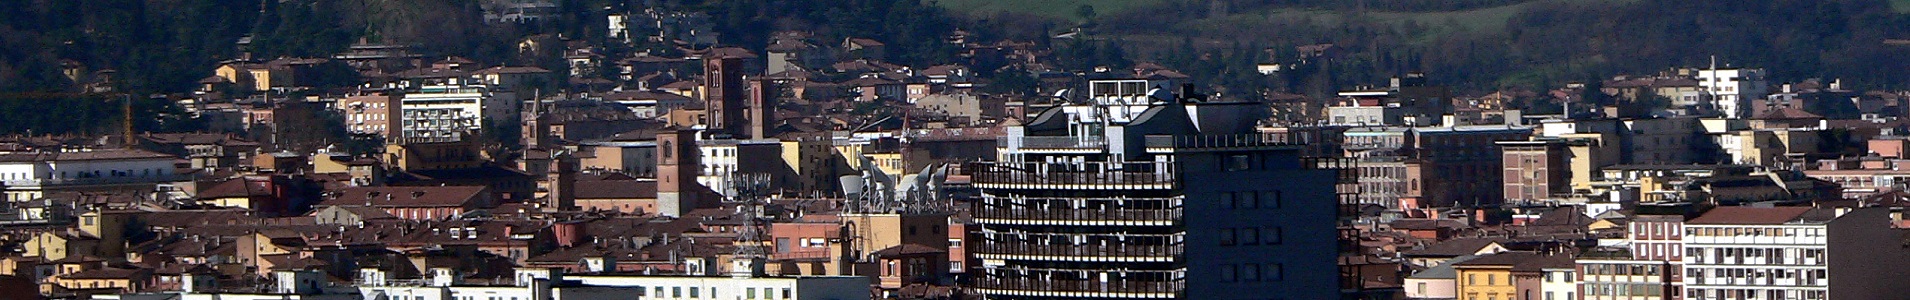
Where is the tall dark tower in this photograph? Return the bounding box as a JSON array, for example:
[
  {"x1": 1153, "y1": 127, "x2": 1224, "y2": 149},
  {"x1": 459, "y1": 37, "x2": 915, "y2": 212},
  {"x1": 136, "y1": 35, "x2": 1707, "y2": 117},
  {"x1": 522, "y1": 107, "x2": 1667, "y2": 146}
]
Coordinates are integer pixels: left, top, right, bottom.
[
  {"x1": 704, "y1": 55, "x2": 745, "y2": 136},
  {"x1": 655, "y1": 128, "x2": 701, "y2": 217},
  {"x1": 746, "y1": 78, "x2": 777, "y2": 139}
]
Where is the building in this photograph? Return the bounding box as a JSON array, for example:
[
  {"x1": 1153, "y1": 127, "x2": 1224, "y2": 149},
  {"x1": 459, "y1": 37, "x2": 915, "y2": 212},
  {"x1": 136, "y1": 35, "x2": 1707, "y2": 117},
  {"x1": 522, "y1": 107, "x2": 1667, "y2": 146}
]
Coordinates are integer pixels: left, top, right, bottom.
[
  {"x1": 339, "y1": 91, "x2": 403, "y2": 139},
  {"x1": 399, "y1": 85, "x2": 516, "y2": 143},
  {"x1": 1825, "y1": 207, "x2": 1910, "y2": 299},
  {"x1": 1452, "y1": 251, "x2": 1565, "y2": 300},
  {"x1": 0, "y1": 150, "x2": 183, "y2": 202},
  {"x1": 966, "y1": 81, "x2": 1344, "y2": 299},
  {"x1": 1500, "y1": 140, "x2": 1567, "y2": 203},
  {"x1": 1696, "y1": 68, "x2": 1768, "y2": 119},
  {"x1": 1680, "y1": 206, "x2": 1832, "y2": 300}
]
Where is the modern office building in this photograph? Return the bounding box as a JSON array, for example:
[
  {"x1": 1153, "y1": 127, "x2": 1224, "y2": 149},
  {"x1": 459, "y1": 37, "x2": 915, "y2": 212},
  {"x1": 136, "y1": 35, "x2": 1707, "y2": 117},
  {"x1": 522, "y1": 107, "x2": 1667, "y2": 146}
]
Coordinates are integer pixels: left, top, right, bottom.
[{"x1": 967, "y1": 80, "x2": 1346, "y2": 299}]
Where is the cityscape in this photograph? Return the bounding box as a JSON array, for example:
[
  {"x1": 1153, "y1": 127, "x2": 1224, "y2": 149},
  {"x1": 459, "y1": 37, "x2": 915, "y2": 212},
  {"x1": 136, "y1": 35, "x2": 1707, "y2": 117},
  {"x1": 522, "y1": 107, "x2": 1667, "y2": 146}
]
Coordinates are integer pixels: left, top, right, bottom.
[{"x1": 2, "y1": 0, "x2": 1910, "y2": 299}]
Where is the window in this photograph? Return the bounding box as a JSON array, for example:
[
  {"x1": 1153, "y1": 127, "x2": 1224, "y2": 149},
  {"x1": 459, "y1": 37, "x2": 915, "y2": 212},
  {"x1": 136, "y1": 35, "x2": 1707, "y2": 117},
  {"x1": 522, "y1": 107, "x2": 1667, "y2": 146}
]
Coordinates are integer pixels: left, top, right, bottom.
[
  {"x1": 1266, "y1": 264, "x2": 1283, "y2": 281},
  {"x1": 748, "y1": 287, "x2": 757, "y2": 299},
  {"x1": 1263, "y1": 227, "x2": 1283, "y2": 245},
  {"x1": 1468, "y1": 274, "x2": 1476, "y2": 285},
  {"x1": 1225, "y1": 154, "x2": 1251, "y2": 171},
  {"x1": 1220, "y1": 228, "x2": 1237, "y2": 246},
  {"x1": 1260, "y1": 191, "x2": 1282, "y2": 209},
  {"x1": 1488, "y1": 274, "x2": 1496, "y2": 285},
  {"x1": 782, "y1": 288, "x2": 791, "y2": 299},
  {"x1": 1241, "y1": 263, "x2": 1260, "y2": 281},
  {"x1": 1222, "y1": 193, "x2": 1236, "y2": 209},
  {"x1": 690, "y1": 286, "x2": 700, "y2": 298},
  {"x1": 1220, "y1": 264, "x2": 1237, "y2": 281},
  {"x1": 1239, "y1": 192, "x2": 1257, "y2": 209},
  {"x1": 673, "y1": 287, "x2": 682, "y2": 298},
  {"x1": 1242, "y1": 228, "x2": 1259, "y2": 245}
]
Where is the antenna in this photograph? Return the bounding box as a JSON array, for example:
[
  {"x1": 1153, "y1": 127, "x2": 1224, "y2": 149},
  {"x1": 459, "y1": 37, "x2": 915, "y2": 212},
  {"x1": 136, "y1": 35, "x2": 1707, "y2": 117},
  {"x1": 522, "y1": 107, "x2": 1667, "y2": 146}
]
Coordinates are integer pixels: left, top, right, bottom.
[{"x1": 722, "y1": 172, "x2": 773, "y2": 277}]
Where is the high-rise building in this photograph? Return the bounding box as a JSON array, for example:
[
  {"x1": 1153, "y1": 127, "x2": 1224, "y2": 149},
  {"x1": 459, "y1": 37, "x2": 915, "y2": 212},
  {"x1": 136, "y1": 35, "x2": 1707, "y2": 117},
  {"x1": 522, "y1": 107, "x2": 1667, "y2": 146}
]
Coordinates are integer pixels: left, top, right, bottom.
[{"x1": 966, "y1": 80, "x2": 1346, "y2": 299}]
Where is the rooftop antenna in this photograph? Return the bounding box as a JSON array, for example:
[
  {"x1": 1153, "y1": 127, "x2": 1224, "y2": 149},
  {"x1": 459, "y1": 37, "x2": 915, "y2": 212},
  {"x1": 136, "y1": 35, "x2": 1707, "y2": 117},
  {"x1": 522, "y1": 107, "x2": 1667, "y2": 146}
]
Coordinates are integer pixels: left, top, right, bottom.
[{"x1": 722, "y1": 172, "x2": 773, "y2": 278}]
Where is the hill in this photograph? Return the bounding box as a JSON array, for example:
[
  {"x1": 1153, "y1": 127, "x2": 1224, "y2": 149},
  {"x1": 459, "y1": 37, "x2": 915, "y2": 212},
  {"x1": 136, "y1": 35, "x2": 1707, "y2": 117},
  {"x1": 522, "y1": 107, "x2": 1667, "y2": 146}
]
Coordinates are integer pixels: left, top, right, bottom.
[{"x1": 943, "y1": 0, "x2": 1910, "y2": 93}]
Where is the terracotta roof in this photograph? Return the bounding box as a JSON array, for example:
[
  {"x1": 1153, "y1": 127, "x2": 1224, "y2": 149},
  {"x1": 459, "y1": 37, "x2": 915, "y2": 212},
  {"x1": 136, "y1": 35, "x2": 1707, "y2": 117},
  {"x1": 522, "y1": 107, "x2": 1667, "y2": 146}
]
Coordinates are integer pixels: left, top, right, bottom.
[
  {"x1": 196, "y1": 177, "x2": 274, "y2": 199},
  {"x1": 59, "y1": 267, "x2": 145, "y2": 280},
  {"x1": 1757, "y1": 107, "x2": 1824, "y2": 120},
  {"x1": 474, "y1": 66, "x2": 551, "y2": 75},
  {"x1": 1453, "y1": 251, "x2": 1573, "y2": 272},
  {"x1": 873, "y1": 244, "x2": 944, "y2": 257},
  {"x1": 321, "y1": 186, "x2": 488, "y2": 208},
  {"x1": 574, "y1": 180, "x2": 657, "y2": 199},
  {"x1": 1403, "y1": 237, "x2": 1504, "y2": 257},
  {"x1": 0, "y1": 149, "x2": 176, "y2": 162},
  {"x1": 1390, "y1": 218, "x2": 1468, "y2": 230},
  {"x1": 1686, "y1": 206, "x2": 1815, "y2": 225}
]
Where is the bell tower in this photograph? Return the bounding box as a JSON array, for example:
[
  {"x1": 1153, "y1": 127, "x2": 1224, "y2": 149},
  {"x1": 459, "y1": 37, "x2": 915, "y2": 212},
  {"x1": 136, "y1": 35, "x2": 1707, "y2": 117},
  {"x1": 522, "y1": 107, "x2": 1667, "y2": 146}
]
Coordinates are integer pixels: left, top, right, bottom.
[{"x1": 655, "y1": 128, "x2": 701, "y2": 217}]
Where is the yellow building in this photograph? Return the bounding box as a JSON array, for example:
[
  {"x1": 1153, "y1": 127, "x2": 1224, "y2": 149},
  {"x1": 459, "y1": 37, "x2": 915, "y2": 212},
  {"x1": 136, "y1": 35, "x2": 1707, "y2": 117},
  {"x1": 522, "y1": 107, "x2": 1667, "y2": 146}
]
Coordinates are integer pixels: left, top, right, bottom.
[
  {"x1": 23, "y1": 211, "x2": 126, "y2": 261},
  {"x1": 1452, "y1": 251, "x2": 1576, "y2": 300},
  {"x1": 1453, "y1": 252, "x2": 1535, "y2": 300}
]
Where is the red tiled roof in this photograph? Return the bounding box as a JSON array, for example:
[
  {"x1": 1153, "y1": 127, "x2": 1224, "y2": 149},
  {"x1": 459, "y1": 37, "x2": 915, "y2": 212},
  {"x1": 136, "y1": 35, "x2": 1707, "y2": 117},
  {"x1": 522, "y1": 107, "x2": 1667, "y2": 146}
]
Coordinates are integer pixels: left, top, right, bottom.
[
  {"x1": 321, "y1": 186, "x2": 488, "y2": 208},
  {"x1": 574, "y1": 180, "x2": 657, "y2": 199},
  {"x1": 1686, "y1": 206, "x2": 1814, "y2": 225}
]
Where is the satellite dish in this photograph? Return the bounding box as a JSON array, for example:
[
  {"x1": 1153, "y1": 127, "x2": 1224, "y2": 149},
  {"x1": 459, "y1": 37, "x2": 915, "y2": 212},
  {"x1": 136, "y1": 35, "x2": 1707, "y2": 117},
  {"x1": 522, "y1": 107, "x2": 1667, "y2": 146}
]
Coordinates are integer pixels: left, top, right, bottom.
[{"x1": 839, "y1": 175, "x2": 865, "y2": 200}]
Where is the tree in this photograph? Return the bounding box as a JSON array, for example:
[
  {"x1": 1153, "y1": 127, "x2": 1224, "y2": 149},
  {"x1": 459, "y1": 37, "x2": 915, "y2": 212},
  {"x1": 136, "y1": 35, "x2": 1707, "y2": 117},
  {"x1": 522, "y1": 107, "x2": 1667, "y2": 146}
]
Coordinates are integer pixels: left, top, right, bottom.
[{"x1": 1076, "y1": 5, "x2": 1096, "y2": 23}]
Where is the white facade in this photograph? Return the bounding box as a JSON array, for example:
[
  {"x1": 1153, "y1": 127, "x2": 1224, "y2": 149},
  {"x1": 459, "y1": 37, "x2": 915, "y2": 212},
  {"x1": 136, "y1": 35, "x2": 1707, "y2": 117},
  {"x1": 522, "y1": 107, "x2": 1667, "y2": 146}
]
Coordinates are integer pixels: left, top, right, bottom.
[
  {"x1": 0, "y1": 151, "x2": 180, "y2": 201},
  {"x1": 1681, "y1": 222, "x2": 1829, "y2": 299},
  {"x1": 1696, "y1": 68, "x2": 1768, "y2": 119},
  {"x1": 1540, "y1": 267, "x2": 1577, "y2": 300},
  {"x1": 567, "y1": 274, "x2": 870, "y2": 300},
  {"x1": 401, "y1": 85, "x2": 517, "y2": 142},
  {"x1": 695, "y1": 139, "x2": 781, "y2": 196}
]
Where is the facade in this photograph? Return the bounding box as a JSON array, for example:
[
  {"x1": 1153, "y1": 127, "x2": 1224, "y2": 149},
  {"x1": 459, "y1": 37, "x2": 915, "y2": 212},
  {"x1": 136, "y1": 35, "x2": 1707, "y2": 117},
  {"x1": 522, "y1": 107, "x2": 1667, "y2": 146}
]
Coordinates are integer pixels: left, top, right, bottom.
[
  {"x1": 1680, "y1": 206, "x2": 1832, "y2": 300},
  {"x1": 967, "y1": 81, "x2": 1342, "y2": 299},
  {"x1": 0, "y1": 150, "x2": 183, "y2": 202},
  {"x1": 340, "y1": 91, "x2": 402, "y2": 138},
  {"x1": 1696, "y1": 68, "x2": 1769, "y2": 119},
  {"x1": 1499, "y1": 140, "x2": 1567, "y2": 203},
  {"x1": 400, "y1": 85, "x2": 515, "y2": 143}
]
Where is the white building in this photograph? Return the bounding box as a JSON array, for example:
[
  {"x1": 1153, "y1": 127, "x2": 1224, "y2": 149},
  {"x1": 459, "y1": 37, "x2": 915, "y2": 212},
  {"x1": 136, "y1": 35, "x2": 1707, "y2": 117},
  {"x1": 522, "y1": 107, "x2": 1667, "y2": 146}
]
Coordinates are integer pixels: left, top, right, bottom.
[
  {"x1": 1539, "y1": 264, "x2": 1578, "y2": 300},
  {"x1": 1696, "y1": 68, "x2": 1768, "y2": 119},
  {"x1": 695, "y1": 138, "x2": 784, "y2": 196},
  {"x1": 1680, "y1": 206, "x2": 1832, "y2": 300},
  {"x1": 401, "y1": 85, "x2": 517, "y2": 143},
  {"x1": 566, "y1": 273, "x2": 869, "y2": 300},
  {"x1": 0, "y1": 149, "x2": 181, "y2": 202}
]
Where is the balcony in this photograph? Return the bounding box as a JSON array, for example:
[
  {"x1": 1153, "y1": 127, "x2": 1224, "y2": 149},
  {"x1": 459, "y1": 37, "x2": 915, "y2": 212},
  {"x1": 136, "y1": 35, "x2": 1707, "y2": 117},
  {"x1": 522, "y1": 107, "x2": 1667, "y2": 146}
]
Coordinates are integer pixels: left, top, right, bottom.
[
  {"x1": 970, "y1": 241, "x2": 1182, "y2": 262},
  {"x1": 973, "y1": 275, "x2": 1181, "y2": 298},
  {"x1": 969, "y1": 161, "x2": 1175, "y2": 190},
  {"x1": 1143, "y1": 132, "x2": 1304, "y2": 151},
  {"x1": 1001, "y1": 135, "x2": 1107, "y2": 149},
  {"x1": 2, "y1": 174, "x2": 192, "y2": 188},
  {"x1": 972, "y1": 207, "x2": 1180, "y2": 226}
]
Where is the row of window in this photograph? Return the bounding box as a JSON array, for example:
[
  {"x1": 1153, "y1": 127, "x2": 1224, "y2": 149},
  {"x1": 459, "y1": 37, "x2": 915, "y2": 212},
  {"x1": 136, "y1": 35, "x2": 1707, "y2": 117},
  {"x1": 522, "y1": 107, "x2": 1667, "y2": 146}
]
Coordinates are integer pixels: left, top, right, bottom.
[
  {"x1": 1218, "y1": 227, "x2": 1283, "y2": 246},
  {"x1": 1687, "y1": 288, "x2": 1826, "y2": 300},
  {"x1": 1584, "y1": 283, "x2": 1664, "y2": 296},
  {"x1": 1216, "y1": 263, "x2": 1283, "y2": 282},
  {"x1": 1583, "y1": 264, "x2": 1662, "y2": 276},
  {"x1": 649, "y1": 286, "x2": 792, "y2": 299},
  {"x1": 1685, "y1": 227, "x2": 1823, "y2": 238},
  {"x1": 1220, "y1": 191, "x2": 1283, "y2": 210}
]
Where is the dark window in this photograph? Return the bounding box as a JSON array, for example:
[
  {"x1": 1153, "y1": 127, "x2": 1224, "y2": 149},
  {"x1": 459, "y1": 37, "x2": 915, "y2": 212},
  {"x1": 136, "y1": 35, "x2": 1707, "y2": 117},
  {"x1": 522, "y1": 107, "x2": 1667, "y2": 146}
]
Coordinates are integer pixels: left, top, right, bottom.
[
  {"x1": 1220, "y1": 264, "x2": 1237, "y2": 282},
  {"x1": 1264, "y1": 227, "x2": 1283, "y2": 245},
  {"x1": 1242, "y1": 263, "x2": 1261, "y2": 281},
  {"x1": 1220, "y1": 228, "x2": 1237, "y2": 246},
  {"x1": 1225, "y1": 154, "x2": 1251, "y2": 171},
  {"x1": 1239, "y1": 192, "x2": 1257, "y2": 209}
]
